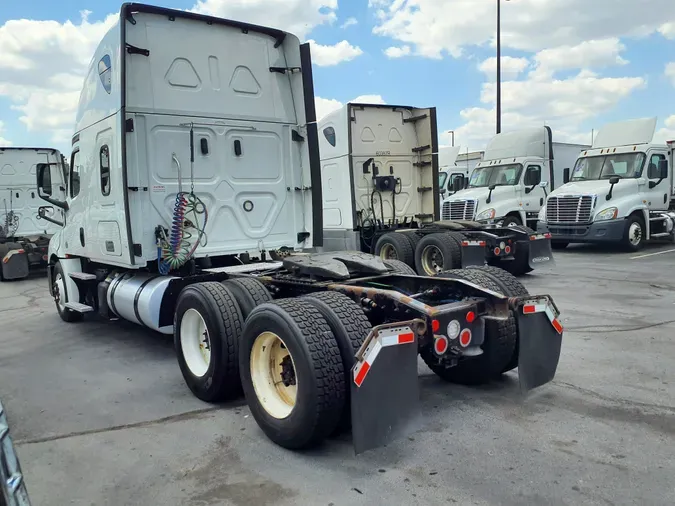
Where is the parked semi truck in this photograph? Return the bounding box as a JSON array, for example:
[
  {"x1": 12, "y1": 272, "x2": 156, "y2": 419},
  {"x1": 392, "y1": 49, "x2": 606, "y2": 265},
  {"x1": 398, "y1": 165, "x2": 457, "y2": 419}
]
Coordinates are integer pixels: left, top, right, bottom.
[
  {"x1": 318, "y1": 104, "x2": 556, "y2": 276},
  {"x1": 538, "y1": 117, "x2": 675, "y2": 251},
  {"x1": 36, "y1": 3, "x2": 563, "y2": 454},
  {"x1": 0, "y1": 148, "x2": 66, "y2": 281},
  {"x1": 442, "y1": 127, "x2": 589, "y2": 229}
]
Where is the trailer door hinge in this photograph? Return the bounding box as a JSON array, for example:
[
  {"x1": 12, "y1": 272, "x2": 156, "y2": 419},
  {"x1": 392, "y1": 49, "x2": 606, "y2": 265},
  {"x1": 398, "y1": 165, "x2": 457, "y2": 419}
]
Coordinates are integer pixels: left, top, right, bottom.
[
  {"x1": 128, "y1": 186, "x2": 148, "y2": 192},
  {"x1": 292, "y1": 130, "x2": 305, "y2": 142},
  {"x1": 417, "y1": 186, "x2": 433, "y2": 192},
  {"x1": 413, "y1": 161, "x2": 432, "y2": 167},
  {"x1": 412, "y1": 145, "x2": 431, "y2": 153},
  {"x1": 125, "y1": 118, "x2": 134, "y2": 132},
  {"x1": 415, "y1": 213, "x2": 433, "y2": 219},
  {"x1": 297, "y1": 231, "x2": 310, "y2": 243},
  {"x1": 403, "y1": 114, "x2": 428, "y2": 123},
  {"x1": 294, "y1": 186, "x2": 312, "y2": 191},
  {"x1": 269, "y1": 66, "x2": 301, "y2": 74},
  {"x1": 126, "y1": 43, "x2": 150, "y2": 56}
]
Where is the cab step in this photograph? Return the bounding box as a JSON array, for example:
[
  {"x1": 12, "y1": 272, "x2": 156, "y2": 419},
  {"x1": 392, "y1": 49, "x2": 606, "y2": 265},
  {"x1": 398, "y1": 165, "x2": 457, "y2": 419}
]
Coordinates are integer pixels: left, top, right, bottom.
[
  {"x1": 64, "y1": 302, "x2": 94, "y2": 313},
  {"x1": 69, "y1": 272, "x2": 97, "y2": 281}
]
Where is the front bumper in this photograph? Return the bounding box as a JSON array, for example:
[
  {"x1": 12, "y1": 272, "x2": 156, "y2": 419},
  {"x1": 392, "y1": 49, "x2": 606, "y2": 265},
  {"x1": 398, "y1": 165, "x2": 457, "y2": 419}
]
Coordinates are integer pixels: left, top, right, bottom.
[{"x1": 537, "y1": 218, "x2": 625, "y2": 243}]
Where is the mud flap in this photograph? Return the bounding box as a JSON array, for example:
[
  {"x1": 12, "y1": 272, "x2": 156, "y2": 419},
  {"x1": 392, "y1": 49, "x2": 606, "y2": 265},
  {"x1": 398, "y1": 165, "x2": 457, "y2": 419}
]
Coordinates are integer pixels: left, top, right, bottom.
[
  {"x1": 460, "y1": 241, "x2": 487, "y2": 268},
  {"x1": 1, "y1": 250, "x2": 29, "y2": 280},
  {"x1": 526, "y1": 235, "x2": 555, "y2": 269},
  {"x1": 350, "y1": 321, "x2": 424, "y2": 455},
  {"x1": 513, "y1": 297, "x2": 563, "y2": 392}
]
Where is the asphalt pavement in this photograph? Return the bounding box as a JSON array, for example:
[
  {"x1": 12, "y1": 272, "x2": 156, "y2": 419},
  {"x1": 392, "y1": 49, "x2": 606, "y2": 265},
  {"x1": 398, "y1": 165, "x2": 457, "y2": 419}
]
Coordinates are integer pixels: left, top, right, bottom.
[{"x1": 1, "y1": 244, "x2": 674, "y2": 506}]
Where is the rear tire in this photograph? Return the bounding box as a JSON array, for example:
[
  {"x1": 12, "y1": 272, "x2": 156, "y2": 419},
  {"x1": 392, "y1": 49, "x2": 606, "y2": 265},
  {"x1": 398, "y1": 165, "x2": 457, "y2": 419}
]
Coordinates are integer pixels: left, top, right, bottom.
[
  {"x1": 383, "y1": 259, "x2": 417, "y2": 275},
  {"x1": 240, "y1": 299, "x2": 345, "y2": 449},
  {"x1": 174, "y1": 282, "x2": 244, "y2": 402},
  {"x1": 220, "y1": 277, "x2": 272, "y2": 319},
  {"x1": 302, "y1": 291, "x2": 372, "y2": 432},
  {"x1": 466, "y1": 265, "x2": 529, "y2": 373},
  {"x1": 414, "y1": 233, "x2": 461, "y2": 276},
  {"x1": 423, "y1": 269, "x2": 516, "y2": 384},
  {"x1": 374, "y1": 232, "x2": 414, "y2": 266},
  {"x1": 53, "y1": 262, "x2": 83, "y2": 323}
]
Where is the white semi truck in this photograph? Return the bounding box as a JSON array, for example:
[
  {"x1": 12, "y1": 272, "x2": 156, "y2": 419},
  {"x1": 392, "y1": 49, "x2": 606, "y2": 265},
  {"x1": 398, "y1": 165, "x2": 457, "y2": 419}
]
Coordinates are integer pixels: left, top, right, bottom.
[
  {"x1": 441, "y1": 127, "x2": 589, "y2": 229},
  {"x1": 0, "y1": 147, "x2": 67, "y2": 281},
  {"x1": 438, "y1": 146, "x2": 470, "y2": 204},
  {"x1": 35, "y1": 2, "x2": 564, "y2": 454},
  {"x1": 538, "y1": 117, "x2": 675, "y2": 251}
]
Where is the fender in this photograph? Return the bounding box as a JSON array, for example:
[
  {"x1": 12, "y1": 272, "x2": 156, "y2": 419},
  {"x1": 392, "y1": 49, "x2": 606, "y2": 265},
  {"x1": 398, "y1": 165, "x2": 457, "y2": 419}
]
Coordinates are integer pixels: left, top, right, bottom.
[{"x1": 621, "y1": 205, "x2": 650, "y2": 238}]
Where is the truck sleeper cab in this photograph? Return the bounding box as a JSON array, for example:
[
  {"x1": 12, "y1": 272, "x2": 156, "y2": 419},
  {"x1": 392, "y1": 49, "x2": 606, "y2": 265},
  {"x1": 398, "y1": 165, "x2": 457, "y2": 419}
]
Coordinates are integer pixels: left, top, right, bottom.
[
  {"x1": 0, "y1": 147, "x2": 66, "y2": 281},
  {"x1": 539, "y1": 118, "x2": 675, "y2": 251},
  {"x1": 36, "y1": 3, "x2": 565, "y2": 454}
]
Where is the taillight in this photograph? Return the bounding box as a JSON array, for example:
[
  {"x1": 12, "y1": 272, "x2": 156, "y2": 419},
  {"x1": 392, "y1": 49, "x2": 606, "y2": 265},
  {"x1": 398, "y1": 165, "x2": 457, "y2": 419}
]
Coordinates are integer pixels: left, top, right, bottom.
[
  {"x1": 466, "y1": 311, "x2": 475, "y2": 323},
  {"x1": 434, "y1": 336, "x2": 449, "y2": 355},
  {"x1": 459, "y1": 329, "x2": 472, "y2": 347}
]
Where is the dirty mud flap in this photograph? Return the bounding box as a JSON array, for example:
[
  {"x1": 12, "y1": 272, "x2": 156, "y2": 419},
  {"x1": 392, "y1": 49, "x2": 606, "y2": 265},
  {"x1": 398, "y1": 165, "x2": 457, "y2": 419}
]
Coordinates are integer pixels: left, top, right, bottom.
[
  {"x1": 350, "y1": 320, "x2": 425, "y2": 455},
  {"x1": 526, "y1": 234, "x2": 555, "y2": 269},
  {"x1": 513, "y1": 297, "x2": 563, "y2": 393},
  {"x1": 460, "y1": 241, "x2": 487, "y2": 268}
]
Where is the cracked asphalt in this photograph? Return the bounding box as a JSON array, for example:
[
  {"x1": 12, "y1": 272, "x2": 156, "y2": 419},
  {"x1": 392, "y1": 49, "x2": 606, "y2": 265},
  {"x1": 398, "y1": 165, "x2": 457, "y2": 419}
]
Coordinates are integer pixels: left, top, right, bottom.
[{"x1": 1, "y1": 244, "x2": 675, "y2": 506}]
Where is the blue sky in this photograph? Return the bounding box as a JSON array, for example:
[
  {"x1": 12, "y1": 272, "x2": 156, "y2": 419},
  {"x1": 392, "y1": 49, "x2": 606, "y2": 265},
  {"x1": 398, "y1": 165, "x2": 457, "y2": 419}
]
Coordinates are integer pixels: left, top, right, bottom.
[{"x1": 1, "y1": 0, "x2": 674, "y2": 154}]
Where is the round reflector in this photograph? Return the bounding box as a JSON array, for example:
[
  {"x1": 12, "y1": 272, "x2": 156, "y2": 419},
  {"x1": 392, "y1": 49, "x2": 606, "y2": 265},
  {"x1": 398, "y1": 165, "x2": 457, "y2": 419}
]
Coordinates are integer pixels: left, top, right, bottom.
[
  {"x1": 459, "y1": 329, "x2": 472, "y2": 347},
  {"x1": 432, "y1": 319, "x2": 440, "y2": 333},
  {"x1": 466, "y1": 311, "x2": 475, "y2": 323},
  {"x1": 434, "y1": 336, "x2": 449, "y2": 355},
  {"x1": 494, "y1": 247, "x2": 501, "y2": 255},
  {"x1": 505, "y1": 245, "x2": 511, "y2": 254}
]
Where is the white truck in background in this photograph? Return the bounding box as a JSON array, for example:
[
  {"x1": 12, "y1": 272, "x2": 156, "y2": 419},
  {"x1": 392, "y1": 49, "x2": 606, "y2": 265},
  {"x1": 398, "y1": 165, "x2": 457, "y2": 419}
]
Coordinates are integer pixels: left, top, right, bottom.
[
  {"x1": 0, "y1": 147, "x2": 66, "y2": 281},
  {"x1": 438, "y1": 146, "x2": 470, "y2": 205},
  {"x1": 441, "y1": 127, "x2": 589, "y2": 229},
  {"x1": 538, "y1": 117, "x2": 675, "y2": 251}
]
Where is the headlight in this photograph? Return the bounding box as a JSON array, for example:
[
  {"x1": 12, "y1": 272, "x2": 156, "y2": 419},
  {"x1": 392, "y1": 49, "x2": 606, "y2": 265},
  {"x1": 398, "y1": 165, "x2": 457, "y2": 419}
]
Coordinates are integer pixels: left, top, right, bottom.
[
  {"x1": 538, "y1": 207, "x2": 546, "y2": 222},
  {"x1": 476, "y1": 208, "x2": 496, "y2": 220},
  {"x1": 596, "y1": 207, "x2": 618, "y2": 221}
]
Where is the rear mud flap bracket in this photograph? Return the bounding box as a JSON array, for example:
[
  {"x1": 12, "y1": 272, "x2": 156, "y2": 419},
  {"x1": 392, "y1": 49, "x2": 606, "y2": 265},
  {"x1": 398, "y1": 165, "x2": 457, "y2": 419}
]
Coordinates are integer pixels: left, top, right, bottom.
[{"x1": 350, "y1": 320, "x2": 425, "y2": 455}]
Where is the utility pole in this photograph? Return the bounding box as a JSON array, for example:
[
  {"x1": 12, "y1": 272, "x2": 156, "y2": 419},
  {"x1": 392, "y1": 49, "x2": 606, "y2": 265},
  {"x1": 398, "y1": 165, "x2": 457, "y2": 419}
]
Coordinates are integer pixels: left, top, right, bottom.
[{"x1": 496, "y1": 0, "x2": 502, "y2": 134}]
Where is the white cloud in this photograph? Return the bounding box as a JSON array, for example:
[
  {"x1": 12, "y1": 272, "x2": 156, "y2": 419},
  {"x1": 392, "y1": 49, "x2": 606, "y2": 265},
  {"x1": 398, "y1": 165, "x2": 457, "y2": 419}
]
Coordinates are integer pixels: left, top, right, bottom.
[
  {"x1": 531, "y1": 39, "x2": 628, "y2": 79},
  {"x1": 666, "y1": 62, "x2": 675, "y2": 86},
  {"x1": 371, "y1": 0, "x2": 675, "y2": 58},
  {"x1": 315, "y1": 95, "x2": 387, "y2": 120},
  {"x1": 307, "y1": 40, "x2": 363, "y2": 66},
  {"x1": 453, "y1": 71, "x2": 646, "y2": 150},
  {"x1": 384, "y1": 45, "x2": 411, "y2": 58},
  {"x1": 478, "y1": 56, "x2": 530, "y2": 80},
  {"x1": 192, "y1": 0, "x2": 338, "y2": 39},
  {"x1": 659, "y1": 22, "x2": 675, "y2": 39},
  {"x1": 0, "y1": 11, "x2": 117, "y2": 146},
  {"x1": 341, "y1": 17, "x2": 358, "y2": 29},
  {"x1": 654, "y1": 115, "x2": 675, "y2": 144},
  {"x1": 0, "y1": 121, "x2": 12, "y2": 146}
]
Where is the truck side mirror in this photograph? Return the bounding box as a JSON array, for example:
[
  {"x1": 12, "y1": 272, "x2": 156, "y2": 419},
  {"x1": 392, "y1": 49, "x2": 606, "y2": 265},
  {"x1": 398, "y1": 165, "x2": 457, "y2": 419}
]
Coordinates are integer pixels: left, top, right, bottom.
[
  {"x1": 563, "y1": 168, "x2": 570, "y2": 184},
  {"x1": 36, "y1": 163, "x2": 69, "y2": 210}
]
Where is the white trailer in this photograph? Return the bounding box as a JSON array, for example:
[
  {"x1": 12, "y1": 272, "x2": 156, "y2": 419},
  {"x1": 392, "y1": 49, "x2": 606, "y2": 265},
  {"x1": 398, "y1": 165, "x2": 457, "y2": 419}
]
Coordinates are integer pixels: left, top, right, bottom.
[
  {"x1": 0, "y1": 147, "x2": 66, "y2": 280},
  {"x1": 441, "y1": 127, "x2": 589, "y2": 229},
  {"x1": 35, "y1": 3, "x2": 564, "y2": 454},
  {"x1": 539, "y1": 117, "x2": 675, "y2": 251}
]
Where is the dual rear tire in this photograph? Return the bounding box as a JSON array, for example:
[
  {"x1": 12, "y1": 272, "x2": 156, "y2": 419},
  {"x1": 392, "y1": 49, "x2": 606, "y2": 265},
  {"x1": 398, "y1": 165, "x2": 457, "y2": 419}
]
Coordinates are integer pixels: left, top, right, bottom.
[{"x1": 174, "y1": 278, "x2": 372, "y2": 449}]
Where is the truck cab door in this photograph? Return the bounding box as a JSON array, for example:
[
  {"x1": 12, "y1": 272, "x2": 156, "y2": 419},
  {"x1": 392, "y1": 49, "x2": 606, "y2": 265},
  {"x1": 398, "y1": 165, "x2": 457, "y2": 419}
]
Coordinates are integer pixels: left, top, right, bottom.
[
  {"x1": 59, "y1": 147, "x2": 88, "y2": 257},
  {"x1": 643, "y1": 151, "x2": 669, "y2": 211},
  {"x1": 522, "y1": 164, "x2": 545, "y2": 219}
]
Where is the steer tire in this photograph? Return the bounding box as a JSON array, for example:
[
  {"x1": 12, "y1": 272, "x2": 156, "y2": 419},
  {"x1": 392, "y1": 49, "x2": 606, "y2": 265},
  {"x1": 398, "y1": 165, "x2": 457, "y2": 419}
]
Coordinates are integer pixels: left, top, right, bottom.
[
  {"x1": 383, "y1": 259, "x2": 417, "y2": 275},
  {"x1": 414, "y1": 233, "x2": 461, "y2": 276},
  {"x1": 374, "y1": 232, "x2": 415, "y2": 266},
  {"x1": 174, "y1": 282, "x2": 244, "y2": 402},
  {"x1": 53, "y1": 261, "x2": 83, "y2": 323},
  {"x1": 467, "y1": 265, "x2": 529, "y2": 373},
  {"x1": 422, "y1": 269, "x2": 516, "y2": 384},
  {"x1": 302, "y1": 291, "x2": 372, "y2": 432},
  {"x1": 240, "y1": 298, "x2": 345, "y2": 450},
  {"x1": 221, "y1": 277, "x2": 272, "y2": 319}
]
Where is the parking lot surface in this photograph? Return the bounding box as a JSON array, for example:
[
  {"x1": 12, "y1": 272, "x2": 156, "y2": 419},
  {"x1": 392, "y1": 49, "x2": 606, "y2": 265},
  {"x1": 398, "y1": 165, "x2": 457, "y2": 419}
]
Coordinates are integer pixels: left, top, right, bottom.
[{"x1": 2, "y1": 244, "x2": 675, "y2": 506}]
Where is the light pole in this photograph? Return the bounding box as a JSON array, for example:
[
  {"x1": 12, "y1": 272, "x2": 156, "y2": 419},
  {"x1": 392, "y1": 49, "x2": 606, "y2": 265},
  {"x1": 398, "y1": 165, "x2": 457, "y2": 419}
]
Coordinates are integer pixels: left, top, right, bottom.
[{"x1": 496, "y1": 0, "x2": 509, "y2": 134}]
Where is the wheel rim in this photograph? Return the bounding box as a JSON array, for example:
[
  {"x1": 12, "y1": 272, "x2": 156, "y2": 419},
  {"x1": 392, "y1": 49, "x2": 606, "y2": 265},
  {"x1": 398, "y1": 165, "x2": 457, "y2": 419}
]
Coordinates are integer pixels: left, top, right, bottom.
[
  {"x1": 250, "y1": 331, "x2": 297, "y2": 419},
  {"x1": 379, "y1": 243, "x2": 398, "y2": 260},
  {"x1": 628, "y1": 222, "x2": 643, "y2": 246},
  {"x1": 54, "y1": 273, "x2": 66, "y2": 312},
  {"x1": 421, "y1": 245, "x2": 444, "y2": 275},
  {"x1": 180, "y1": 308, "x2": 211, "y2": 377}
]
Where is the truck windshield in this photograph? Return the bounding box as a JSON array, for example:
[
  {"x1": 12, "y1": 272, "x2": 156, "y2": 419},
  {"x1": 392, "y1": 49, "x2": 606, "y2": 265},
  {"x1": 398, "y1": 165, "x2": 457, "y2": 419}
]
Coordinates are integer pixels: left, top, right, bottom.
[
  {"x1": 468, "y1": 164, "x2": 522, "y2": 188},
  {"x1": 571, "y1": 152, "x2": 646, "y2": 181}
]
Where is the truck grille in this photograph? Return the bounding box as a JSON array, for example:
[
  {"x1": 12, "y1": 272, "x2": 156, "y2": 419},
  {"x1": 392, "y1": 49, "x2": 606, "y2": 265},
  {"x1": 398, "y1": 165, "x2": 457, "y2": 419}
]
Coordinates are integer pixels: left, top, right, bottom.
[
  {"x1": 442, "y1": 200, "x2": 476, "y2": 221},
  {"x1": 547, "y1": 196, "x2": 594, "y2": 224}
]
